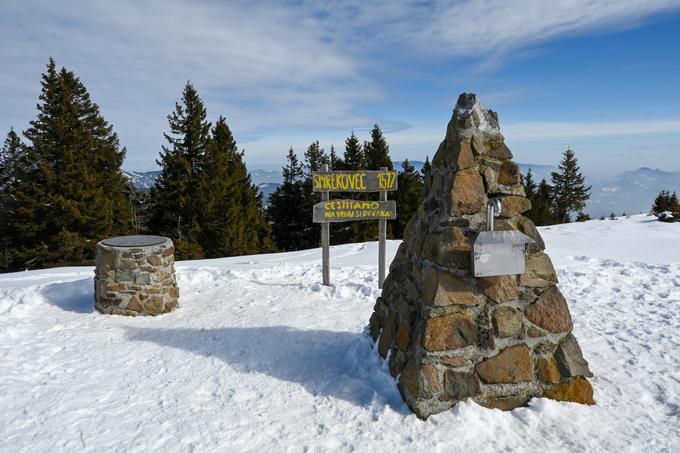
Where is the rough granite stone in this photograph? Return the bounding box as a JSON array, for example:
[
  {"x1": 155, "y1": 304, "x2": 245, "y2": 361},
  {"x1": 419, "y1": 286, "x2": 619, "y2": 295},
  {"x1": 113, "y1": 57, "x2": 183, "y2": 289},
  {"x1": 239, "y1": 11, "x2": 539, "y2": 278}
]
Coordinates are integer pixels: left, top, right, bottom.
[
  {"x1": 423, "y1": 313, "x2": 478, "y2": 351},
  {"x1": 525, "y1": 286, "x2": 573, "y2": 334},
  {"x1": 520, "y1": 253, "x2": 558, "y2": 287},
  {"x1": 367, "y1": 93, "x2": 593, "y2": 419},
  {"x1": 94, "y1": 236, "x2": 178, "y2": 316},
  {"x1": 555, "y1": 334, "x2": 593, "y2": 377},
  {"x1": 475, "y1": 345, "x2": 533, "y2": 384},
  {"x1": 423, "y1": 269, "x2": 483, "y2": 306},
  {"x1": 544, "y1": 377, "x2": 594, "y2": 404},
  {"x1": 449, "y1": 169, "x2": 486, "y2": 215},
  {"x1": 443, "y1": 370, "x2": 481, "y2": 400},
  {"x1": 537, "y1": 357, "x2": 560, "y2": 384},
  {"x1": 493, "y1": 306, "x2": 523, "y2": 338},
  {"x1": 478, "y1": 275, "x2": 519, "y2": 303}
]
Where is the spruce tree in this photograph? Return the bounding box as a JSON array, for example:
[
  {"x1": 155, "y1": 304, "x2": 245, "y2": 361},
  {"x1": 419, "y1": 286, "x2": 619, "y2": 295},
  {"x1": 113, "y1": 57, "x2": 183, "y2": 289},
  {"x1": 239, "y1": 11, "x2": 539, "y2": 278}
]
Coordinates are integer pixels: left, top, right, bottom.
[
  {"x1": 420, "y1": 156, "x2": 432, "y2": 197},
  {"x1": 363, "y1": 124, "x2": 393, "y2": 170},
  {"x1": 9, "y1": 59, "x2": 132, "y2": 270},
  {"x1": 393, "y1": 159, "x2": 423, "y2": 238},
  {"x1": 268, "y1": 148, "x2": 310, "y2": 251},
  {"x1": 652, "y1": 190, "x2": 680, "y2": 221},
  {"x1": 282, "y1": 147, "x2": 303, "y2": 182},
  {"x1": 197, "y1": 117, "x2": 274, "y2": 257},
  {"x1": 575, "y1": 212, "x2": 591, "y2": 222},
  {"x1": 421, "y1": 156, "x2": 432, "y2": 179},
  {"x1": 350, "y1": 125, "x2": 394, "y2": 242},
  {"x1": 300, "y1": 141, "x2": 328, "y2": 247},
  {"x1": 0, "y1": 129, "x2": 25, "y2": 272},
  {"x1": 651, "y1": 190, "x2": 680, "y2": 215},
  {"x1": 0, "y1": 128, "x2": 23, "y2": 189},
  {"x1": 522, "y1": 169, "x2": 538, "y2": 220},
  {"x1": 303, "y1": 140, "x2": 329, "y2": 173},
  {"x1": 551, "y1": 148, "x2": 591, "y2": 223},
  {"x1": 528, "y1": 179, "x2": 556, "y2": 226},
  {"x1": 329, "y1": 145, "x2": 343, "y2": 170},
  {"x1": 343, "y1": 131, "x2": 365, "y2": 170},
  {"x1": 149, "y1": 81, "x2": 210, "y2": 259},
  {"x1": 328, "y1": 132, "x2": 364, "y2": 244},
  {"x1": 523, "y1": 169, "x2": 537, "y2": 200}
]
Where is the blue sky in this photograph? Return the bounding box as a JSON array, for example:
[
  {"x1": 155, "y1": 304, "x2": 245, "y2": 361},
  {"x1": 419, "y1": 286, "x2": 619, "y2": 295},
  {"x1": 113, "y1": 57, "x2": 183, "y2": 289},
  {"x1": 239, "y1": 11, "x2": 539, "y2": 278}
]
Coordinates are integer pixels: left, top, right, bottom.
[{"x1": 2, "y1": 0, "x2": 680, "y2": 176}]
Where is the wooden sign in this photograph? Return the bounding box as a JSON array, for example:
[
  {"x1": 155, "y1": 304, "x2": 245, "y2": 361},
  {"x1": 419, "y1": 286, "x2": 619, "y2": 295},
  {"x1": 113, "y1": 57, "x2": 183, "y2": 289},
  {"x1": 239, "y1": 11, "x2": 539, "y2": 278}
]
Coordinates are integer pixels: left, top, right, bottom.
[
  {"x1": 315, "y1": 166, "x2": 396, "y2": 289},
  {"x1": 313, "y1": 200, "x2": 396, "y2": 223},
  {"x1": 312, "y1": 170, "x2": 398, "y2": 192}
]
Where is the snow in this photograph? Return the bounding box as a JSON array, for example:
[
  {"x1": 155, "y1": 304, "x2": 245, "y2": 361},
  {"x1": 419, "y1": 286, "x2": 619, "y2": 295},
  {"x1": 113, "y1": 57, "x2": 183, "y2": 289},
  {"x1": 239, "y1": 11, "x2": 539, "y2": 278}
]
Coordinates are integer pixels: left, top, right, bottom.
[
  {"x1": 457, "y1": 99, "x2": 501, "y2": 135},
  {"x1": 1, "y1": 214, "x2": 679, "y2": 451}
]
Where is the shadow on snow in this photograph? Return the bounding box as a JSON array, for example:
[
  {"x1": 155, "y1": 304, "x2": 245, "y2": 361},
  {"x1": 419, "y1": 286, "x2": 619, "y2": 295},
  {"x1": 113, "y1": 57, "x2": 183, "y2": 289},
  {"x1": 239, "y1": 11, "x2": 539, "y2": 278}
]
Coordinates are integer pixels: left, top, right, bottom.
[
  {"x1": 41, "y1": 278, "x2": 94, "y2": 314},
  {"x1": 125, "y1": 325, "x2": 408, "y2": 414}
]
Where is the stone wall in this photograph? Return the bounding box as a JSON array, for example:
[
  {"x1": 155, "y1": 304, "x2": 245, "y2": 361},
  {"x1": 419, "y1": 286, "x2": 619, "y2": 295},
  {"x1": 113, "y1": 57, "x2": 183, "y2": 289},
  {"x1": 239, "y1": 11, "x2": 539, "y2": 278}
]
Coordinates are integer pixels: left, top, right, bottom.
[
  {"x1": 94, "y1": 236, "x2": 179, "y2": 316},
  {"x1": 368, "y1": 93, "x2": 593, "y2": 418}
]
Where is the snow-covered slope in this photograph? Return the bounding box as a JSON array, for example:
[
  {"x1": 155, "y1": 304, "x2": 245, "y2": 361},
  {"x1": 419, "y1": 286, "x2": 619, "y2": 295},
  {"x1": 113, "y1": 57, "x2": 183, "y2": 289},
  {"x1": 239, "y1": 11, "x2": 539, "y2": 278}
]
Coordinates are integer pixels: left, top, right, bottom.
[
  {"x1": 122, "y1": 170, "x2": 162, "y2": 190},
  {"x1": 1, "y1": 215, "x2": 679, "y2": 451}
]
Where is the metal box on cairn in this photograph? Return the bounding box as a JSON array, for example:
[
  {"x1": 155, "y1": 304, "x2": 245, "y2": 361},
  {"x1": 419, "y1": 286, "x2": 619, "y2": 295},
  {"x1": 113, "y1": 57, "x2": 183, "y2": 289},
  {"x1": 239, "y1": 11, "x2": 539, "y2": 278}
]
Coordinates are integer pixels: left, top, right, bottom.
[{"x1": 472, "y1": 198, "x2": 535, "y2": 277}]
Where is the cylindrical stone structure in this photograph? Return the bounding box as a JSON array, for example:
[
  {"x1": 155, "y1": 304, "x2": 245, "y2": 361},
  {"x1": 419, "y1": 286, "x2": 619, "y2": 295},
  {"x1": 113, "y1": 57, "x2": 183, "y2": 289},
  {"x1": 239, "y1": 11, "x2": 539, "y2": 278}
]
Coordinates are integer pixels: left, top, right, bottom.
[{"x1": 94, "y1": 235, "x2": 179, "y2": 316}]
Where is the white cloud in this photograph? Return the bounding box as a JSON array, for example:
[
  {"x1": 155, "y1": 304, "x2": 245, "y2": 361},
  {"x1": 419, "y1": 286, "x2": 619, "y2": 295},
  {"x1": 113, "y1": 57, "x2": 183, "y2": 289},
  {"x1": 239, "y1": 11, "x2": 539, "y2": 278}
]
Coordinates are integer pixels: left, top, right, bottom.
[
  {"x1": 2, "y1": 0, "x2": 680, "y2": 170},
  {"x1": 503, "y1": 119, "x2": 680, "y2": 140}
]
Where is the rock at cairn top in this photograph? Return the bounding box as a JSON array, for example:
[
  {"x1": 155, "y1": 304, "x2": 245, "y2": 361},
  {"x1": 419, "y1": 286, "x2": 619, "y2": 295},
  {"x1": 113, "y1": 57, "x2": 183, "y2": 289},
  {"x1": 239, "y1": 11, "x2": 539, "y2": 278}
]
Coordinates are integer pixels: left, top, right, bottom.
[{"x1": 368, "y1": 93, "x2": 593, "y2": 419}]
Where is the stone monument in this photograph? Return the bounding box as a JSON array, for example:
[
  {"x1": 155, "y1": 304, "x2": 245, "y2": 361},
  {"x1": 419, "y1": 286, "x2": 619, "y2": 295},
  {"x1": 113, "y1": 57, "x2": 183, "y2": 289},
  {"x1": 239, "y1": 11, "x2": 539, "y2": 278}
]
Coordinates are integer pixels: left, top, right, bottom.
[
  {"x1": 368, "y1": 93, "x2": 593, "y2": 418},
  {"x1": 94, "y1": 235, "x2": 179, "y2": 316}
]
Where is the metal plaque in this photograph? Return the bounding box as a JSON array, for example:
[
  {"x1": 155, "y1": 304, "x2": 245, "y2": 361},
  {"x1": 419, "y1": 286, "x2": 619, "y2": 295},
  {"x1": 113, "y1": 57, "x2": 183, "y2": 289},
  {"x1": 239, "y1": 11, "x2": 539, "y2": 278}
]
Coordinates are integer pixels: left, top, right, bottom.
[
  {"x1": 312, "y1": 170, "x2": 398, "y2": 192},
  {"x1": 101, "y1": 235, "x2": 169, "y2": 247},
  {"x1": 472, "y1": 230, "x2": 534, "y2": 277},
  {"x1": 313, "y1": 199, "x2": 396, "y2": 223}
]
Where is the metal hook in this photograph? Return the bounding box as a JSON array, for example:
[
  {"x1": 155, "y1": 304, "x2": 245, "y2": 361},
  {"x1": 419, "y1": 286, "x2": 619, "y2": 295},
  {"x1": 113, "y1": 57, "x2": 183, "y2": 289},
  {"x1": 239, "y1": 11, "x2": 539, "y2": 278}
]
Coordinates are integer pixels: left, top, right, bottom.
[{"x1": 487, "y1": 198, "x2": 502, "y2": 232}]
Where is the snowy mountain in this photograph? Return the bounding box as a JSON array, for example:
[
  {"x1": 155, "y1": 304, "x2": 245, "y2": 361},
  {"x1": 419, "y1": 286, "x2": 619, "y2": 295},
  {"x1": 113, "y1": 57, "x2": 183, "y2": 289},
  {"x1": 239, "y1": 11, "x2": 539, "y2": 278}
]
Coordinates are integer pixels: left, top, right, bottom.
[
  {"x1": 587, "y1": 167, "x2": 680, "y2": 217},
  {"x1": 251, "y1": 169, "x2": 284, "y2": 185},
  {"x1": 123, "y1": 166, "x2": 680, "y2": 217},
  {"x1": 122, "y1": 170, "x2": 161, "y2": 190},
  {"x1": 256, "y1": 182, "x2": 281, "y2": 203},
  {"x1": 0, "y1": 215, "x2": 679, "y2": 451}
]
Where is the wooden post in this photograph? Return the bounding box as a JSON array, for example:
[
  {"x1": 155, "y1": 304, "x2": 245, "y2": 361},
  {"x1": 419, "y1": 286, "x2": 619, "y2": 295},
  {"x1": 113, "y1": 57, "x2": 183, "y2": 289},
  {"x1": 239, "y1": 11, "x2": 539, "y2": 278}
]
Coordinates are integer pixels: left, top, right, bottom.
[
  {"x1": 378, "y1": 166, "x2": 387, "y2": 289},
  {"x1": 321, "y1": 164, "x2": 330, "y2": 286}
]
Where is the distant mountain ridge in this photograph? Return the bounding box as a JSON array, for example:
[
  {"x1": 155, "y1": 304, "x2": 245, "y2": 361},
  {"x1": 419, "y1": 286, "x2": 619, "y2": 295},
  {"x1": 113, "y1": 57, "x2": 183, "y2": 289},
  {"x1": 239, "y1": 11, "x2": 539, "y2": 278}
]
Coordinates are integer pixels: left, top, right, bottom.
[
  {"x1": 123, "y1": 166, "x2": 680, "y2": 216},
  {"x1": 588, "y1": 167, "x2": 680, "y2": 217},
  {"x1": 122, "y1": 170, "x2": 161, "y2": 190}
]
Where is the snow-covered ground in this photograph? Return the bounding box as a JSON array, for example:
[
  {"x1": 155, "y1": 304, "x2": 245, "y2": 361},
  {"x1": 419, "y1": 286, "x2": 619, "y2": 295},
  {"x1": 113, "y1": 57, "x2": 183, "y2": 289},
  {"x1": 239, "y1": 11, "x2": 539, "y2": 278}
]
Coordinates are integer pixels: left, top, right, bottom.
[{"x1": 1, "y1": 214, "x2": 679, "y2": 452}]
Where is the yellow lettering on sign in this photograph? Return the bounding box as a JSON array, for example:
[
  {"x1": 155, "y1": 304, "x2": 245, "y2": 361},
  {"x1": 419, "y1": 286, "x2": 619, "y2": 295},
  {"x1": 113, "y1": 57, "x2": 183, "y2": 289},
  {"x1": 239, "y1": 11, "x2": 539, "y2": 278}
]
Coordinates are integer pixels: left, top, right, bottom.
[
  {"x1": 377, "y1": 172, "x2": 396, "y2": 190},
  {"x1": 313, "y1": 172, "x2": 376, "y2": 191}
]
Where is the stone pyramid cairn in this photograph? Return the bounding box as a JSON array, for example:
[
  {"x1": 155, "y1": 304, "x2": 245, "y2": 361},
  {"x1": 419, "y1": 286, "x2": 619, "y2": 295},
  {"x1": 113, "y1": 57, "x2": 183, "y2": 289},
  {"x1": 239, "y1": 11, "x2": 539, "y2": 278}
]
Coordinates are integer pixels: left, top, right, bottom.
[{"x1": 369, "y1": 93, "x2": 593, "y2": 418}]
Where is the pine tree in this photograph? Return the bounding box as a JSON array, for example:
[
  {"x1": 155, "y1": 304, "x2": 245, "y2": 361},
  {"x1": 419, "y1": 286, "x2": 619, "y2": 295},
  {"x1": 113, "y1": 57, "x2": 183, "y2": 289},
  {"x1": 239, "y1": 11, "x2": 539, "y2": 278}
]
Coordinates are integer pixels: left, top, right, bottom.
[
  {"x1": 149, "y1": 81, "x2": 211, "y2": 259},
  {"x1": 551, "y1": 148, "x2": 591, "y2": 223},
  {"x1": 197, "y1": 117, "x2": 273, "y2": 256},
  {"x1": 329, "y1": 145, "x2": 343, "y2": 170},
  {"x1": 363, "y1": 124, "x2": 393, "y2": 170},
  {"x1": 351, "y1": 125, "x2": 394, "y2": 242},
  {"x1": 328, "y1": 132, "x2": 364, "y2": 244},
  {"x1": 0, "y1": 129, "x2": 25, "y2": 272},
  {"x1": 522, "y1": 169, "x2": 539, "y2": 220},
  {"x1": 268, "y1": 148, "x2": 311, "y2": 251},
  {"x1": 652, "y1": 190, "x2": 680, "y2": 221},
  {"x1": 0, "y1": 128, "x2": 23, "y2": 189},
  {"x1": 343, "y1": 131, "x2": 364, "y2": 170},
  {"x1": 421, "y1": 156, "x2": 432, "y2": 179},
  {"x1": 575, "y1": 212, "x2": 591, "y2": 222},
  {"x1": 8, "y1": 59, "x2": 132, "y2": 270},
  {"x1": 303, "y1": 140, "x2": 328, "y2": 174},
  {"x1": 282, "y1": 147, "x2": 303, "y2": 183},
  {"x1": 523, "y1": 169, "x2": 537, "y2": 200},
  {"x1": 299, "y1": 141, "x2": 328, "y2": 247},
  {"x1": 393, "y1": 159, "x2": 423, "y2": 238},
  {"x1": 528, "y1": 179, "x2": 556, "y2": 226}
]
